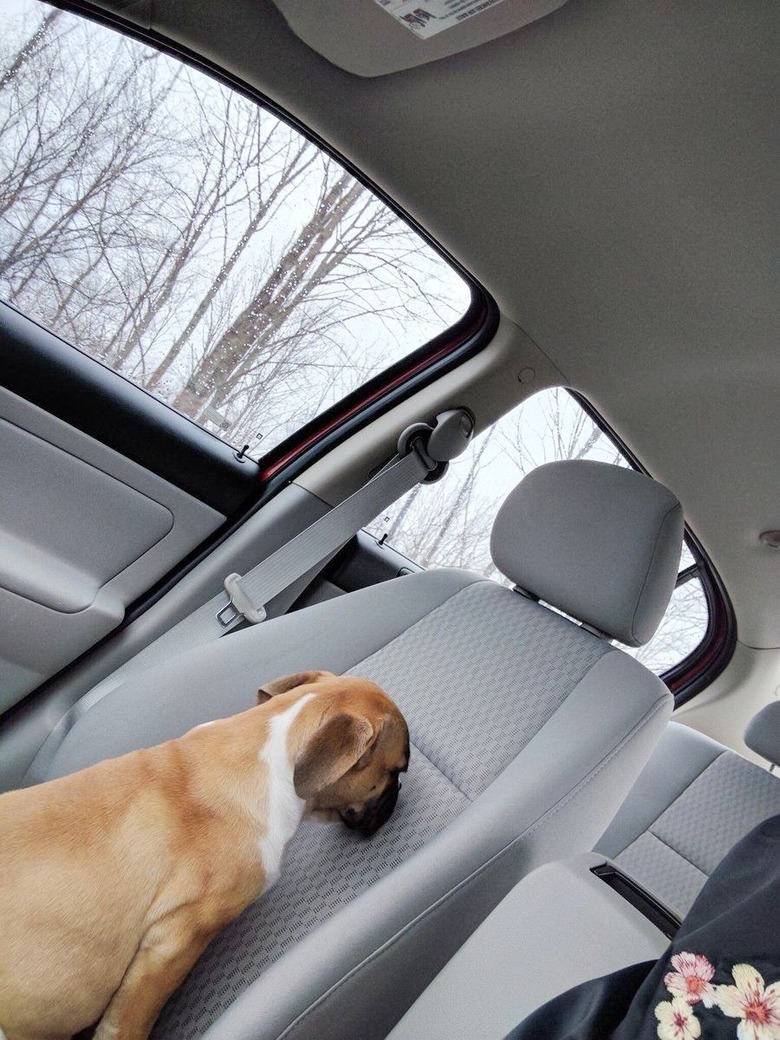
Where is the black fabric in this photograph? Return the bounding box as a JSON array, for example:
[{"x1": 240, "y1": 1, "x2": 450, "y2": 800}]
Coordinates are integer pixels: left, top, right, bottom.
[{"x1": 504, "y1": 815, "x2": 780, "y2": 1039}]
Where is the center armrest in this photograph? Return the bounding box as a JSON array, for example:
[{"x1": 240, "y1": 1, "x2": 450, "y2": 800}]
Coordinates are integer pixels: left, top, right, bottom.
[{"x1": 387, "y1": 853, "x2": 670, "y2": 1040}]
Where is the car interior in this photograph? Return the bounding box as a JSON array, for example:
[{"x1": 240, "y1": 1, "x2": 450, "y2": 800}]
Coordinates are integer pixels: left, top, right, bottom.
[{"x1": 0, "y1": 1, "x2": 777, "y2": 1039}]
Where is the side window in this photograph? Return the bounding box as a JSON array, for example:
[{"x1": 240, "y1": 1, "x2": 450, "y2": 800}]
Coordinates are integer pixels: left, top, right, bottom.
[
  {"x1": 369, "y1": 387, "x2": 709, "y2": 678},
  {"x1": 0, "y1": 2, "x2": 470, "y2": 459}
]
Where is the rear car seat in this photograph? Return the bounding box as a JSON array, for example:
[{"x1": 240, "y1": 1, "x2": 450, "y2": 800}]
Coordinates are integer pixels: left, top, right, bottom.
[
  {"x1": 34, "y1": 460, "x2": 683, "y2": 1040},
  {"x1": 596, "y1": 716, "x2": 780, "y2": 917},
  {"x1": 387, "y1": 710, "x2": 780, "y2": 1040}
]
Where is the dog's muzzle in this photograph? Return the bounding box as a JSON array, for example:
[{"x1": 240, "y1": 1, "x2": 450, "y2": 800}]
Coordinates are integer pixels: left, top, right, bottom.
[{"x1": 341, "y1": 776, "x2": 401, "y2": 838}]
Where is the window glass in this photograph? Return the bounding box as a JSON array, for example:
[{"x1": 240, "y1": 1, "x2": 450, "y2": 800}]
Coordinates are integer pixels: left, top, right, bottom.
[
  {"x1": 0, "y1": 1, "x2": 470, "y2": 458},
  {"x1": 369, "y1": 387, "x2": 709, "y2": 678}
]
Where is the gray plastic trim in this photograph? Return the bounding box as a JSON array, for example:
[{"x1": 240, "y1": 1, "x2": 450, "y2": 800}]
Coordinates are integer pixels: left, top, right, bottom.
[
  {"x1": 387, "y1": 853, "x2": 667, "y2": 1040},
  {"x1": 0, "y1": 480, "x2": 330, "y2": 791},
  {"x1": 0, "y1": 387, "x2": 224, "y2": 714}
]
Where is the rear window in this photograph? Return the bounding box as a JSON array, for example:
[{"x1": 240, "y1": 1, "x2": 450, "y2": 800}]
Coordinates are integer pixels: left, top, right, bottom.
[{"x1": 0, "y1": 1, "x2": 471, "y2": 459}]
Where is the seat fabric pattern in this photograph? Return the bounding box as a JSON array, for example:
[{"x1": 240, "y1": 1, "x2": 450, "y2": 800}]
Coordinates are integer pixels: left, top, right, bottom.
[
  {"x1": 152, "y1": 582, "x2": 610, "y2": 1038},
  {"x1": 613, "y1": 751, "x2": 780, "y2": 917},
  {"x1": 349, "y1": 582, "x2": 609, "y2": 798},
  {"x1": 153, "y1": 746, "x2": 467, "y2": 1037}
]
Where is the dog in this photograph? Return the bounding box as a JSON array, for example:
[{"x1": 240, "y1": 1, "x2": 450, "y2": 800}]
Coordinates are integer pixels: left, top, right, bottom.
[{"x1": 0, "y1": 670, "x2": 409, "y2": 1040}]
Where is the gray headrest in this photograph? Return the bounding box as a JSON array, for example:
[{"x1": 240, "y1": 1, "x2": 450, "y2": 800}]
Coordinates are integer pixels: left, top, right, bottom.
[
  {"x1": 744, "y1": 702, "x2": 780, "y2": 767},
  {"x1": 490, "y1": 460, "x2": 683, "y2": 646}
]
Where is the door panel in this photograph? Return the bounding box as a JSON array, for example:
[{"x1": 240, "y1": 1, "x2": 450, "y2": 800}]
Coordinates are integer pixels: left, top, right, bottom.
[
  {"x1": 0, "y1": 345, "x2": 233, "y2": 712},
  {"x1": 0, "y1": 419, "x2": 173, "y2": 612}
]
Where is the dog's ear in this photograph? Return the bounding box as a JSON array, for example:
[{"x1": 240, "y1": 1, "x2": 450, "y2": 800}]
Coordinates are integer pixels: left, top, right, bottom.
[
  {"x1": 294, "y1": 714, "x2": 376, "y2": 799},
  {"x1": 257, "y1": 670, "x2": 335, "y2": 705},
  {"x1": 353, "y1": 714, "x2": 406, "y2": 771}
]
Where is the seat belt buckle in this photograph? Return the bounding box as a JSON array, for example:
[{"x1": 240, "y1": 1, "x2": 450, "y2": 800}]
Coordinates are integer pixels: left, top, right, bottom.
[{"x1": 217, "y1": 573, "x2": 267, "y2": 628}]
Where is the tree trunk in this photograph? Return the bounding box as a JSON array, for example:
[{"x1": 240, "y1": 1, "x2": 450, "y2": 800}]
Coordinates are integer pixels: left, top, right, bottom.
[
  {"x1": 0, "y1": 9, "x2": 62, "y2": 93},
  {"x1": 171, "y1": 174, "x2": 363, "y2": 419}
]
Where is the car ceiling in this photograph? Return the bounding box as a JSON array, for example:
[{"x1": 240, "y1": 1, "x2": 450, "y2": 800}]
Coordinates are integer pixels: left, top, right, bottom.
[{"x1": 75, "y1": 0, "x2": 778, "y2": 648}]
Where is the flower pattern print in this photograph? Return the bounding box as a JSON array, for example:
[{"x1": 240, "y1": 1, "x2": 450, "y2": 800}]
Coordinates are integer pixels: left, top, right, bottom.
[
  {"x1": 713, "y1": 964, "x2": 780, "y2": 1040},
  {"x1": 655, "y1": 997, "x2": 703, "y2": 1040},
  {"x1": 665, "y1": 953, "x2": 717, "y2": 1007}
]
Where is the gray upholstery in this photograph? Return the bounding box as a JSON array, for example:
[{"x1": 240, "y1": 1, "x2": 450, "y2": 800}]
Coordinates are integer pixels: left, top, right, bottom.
[
  {"x1": 151, "y1": 584, "x2": 615, "y2": 1036},
  {"x1": 41, "y1": 570, "x2": 671, "y2": 1040},
  {"x1": 597, "y1": 721, "x2": 780, "y2": 917},
  {"x1": 388, "y1": 722, "x2": 780, "y2": 1040},
  {"x1": 490, "y1": 460, "x2": 683, "y2": 646},
  {"x1": 349, "y1": 582, "x2": 609, "y2": 798},
  {"x1": 157, "y1": 748, "x2": 468, "y2": 1037},
  {"x1": 38, "y1": 462, "x2": 682, "y2": 1040},
  {"x1": 387, "y1": 854, "x2": 668, "y2": 1040},
  {"x1": 199, "y1": 651, "x2": 669, "y2": 1040},
  {"x1": 744, "y1": 700, "x2": 780, "y2": 766},
  {"x1": 44, "y1": 569, "x2": 479, "y2": 779}
]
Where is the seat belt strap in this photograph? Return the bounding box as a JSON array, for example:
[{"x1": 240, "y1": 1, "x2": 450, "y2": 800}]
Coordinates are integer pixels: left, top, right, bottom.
[
  {"x1": 213, "y1": 407, "x2": 474, "y2": 630},
  {"x1": 214, "y1": 441, "x2": 435, "y2": 631},
  {"x1": 84, "y1": 409, "x2": 472, "y2": 688}
]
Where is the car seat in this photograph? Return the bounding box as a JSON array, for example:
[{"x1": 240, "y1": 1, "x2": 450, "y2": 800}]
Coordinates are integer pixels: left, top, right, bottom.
[{"x1": 36, "y1": 460, "x2": 683, "y2": 1040}]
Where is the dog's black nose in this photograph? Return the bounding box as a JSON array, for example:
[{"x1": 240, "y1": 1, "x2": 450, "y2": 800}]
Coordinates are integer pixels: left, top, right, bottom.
[{"x1": 354, "y1": 777, "x2": 401, "y2": 838}]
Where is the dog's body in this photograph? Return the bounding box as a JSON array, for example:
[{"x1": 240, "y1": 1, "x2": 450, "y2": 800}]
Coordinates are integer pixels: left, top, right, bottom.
[{"x1": 0, "y1": 671, "x2": 409, "y2": 1040}]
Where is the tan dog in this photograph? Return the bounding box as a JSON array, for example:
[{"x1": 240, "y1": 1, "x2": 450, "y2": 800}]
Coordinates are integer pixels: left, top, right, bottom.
[{"x1": 0, "y1": 670, "x2": 409, "y2": 1040}]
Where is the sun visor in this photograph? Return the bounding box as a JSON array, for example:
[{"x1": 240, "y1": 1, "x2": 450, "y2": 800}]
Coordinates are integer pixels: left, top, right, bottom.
[{"x1": 269, "y1": 0, "x2": 570, "y2": 77}]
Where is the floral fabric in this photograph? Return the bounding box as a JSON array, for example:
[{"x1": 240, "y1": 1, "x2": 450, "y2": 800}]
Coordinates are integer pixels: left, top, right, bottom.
[{"x1": 654, "y1": 955, "x2": 780, "y2": 1039}]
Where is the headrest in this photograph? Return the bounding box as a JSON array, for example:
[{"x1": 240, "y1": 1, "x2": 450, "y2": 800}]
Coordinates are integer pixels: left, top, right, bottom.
[
  {"x1": 744, "y1": 702, "x2": 780, "y2": 767},
  {"x1": 490, "y1": 460, "x2": 683, "y2": 646}
]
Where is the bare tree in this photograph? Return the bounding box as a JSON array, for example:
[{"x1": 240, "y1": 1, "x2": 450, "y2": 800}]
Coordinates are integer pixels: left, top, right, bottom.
[
  {"x1": 168, "y1": 172, "x2": 365, "y2": 418},
  {"x1": 496, "y1": 387, "x2": 625, "y2": 477},
  {"x1": 107, "y1": 96, "x2": 318, "y2": 375},
  {"x1": 0, "y1": 15, "x2": 185, "y2": 371},
  {"x1": 2, "y1": 6, "x2": 464, "y2": 461}
]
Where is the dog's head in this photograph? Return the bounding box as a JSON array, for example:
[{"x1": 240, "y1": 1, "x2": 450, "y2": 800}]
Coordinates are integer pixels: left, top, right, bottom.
[{"x1": 257, "y1": 671, "x2": 409, "y2": 837}]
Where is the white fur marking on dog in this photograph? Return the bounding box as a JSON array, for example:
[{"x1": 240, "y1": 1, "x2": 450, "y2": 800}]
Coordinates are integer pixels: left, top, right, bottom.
[{"x1": 257, "y1": 694, "x2": 313, "y2": 889}]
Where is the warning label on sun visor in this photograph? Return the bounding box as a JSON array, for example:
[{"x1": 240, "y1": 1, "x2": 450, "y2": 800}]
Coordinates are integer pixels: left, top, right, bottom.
[{"x1": 372, "y1": 0, "x2": 509, "y2": 39}]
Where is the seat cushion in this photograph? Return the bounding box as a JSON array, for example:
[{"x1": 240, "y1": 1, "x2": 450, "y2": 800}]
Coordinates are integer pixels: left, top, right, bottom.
[{"x1": 596, "y1": 722, "x2": 780, "y2": 917}]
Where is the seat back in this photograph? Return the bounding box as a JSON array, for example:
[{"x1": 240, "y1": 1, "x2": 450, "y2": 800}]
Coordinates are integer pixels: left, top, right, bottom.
[{"x1": 597, "y1": 721, "x2": 780, "y2": 917}]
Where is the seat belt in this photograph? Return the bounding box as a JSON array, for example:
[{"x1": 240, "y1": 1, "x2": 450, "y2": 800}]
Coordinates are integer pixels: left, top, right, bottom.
[
  {"x1": 87, "y1": 408, "x2": 474, "y2": 691},
  {"x1": 216, "y1": 438, "x2": 435, "y2": 631}
]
